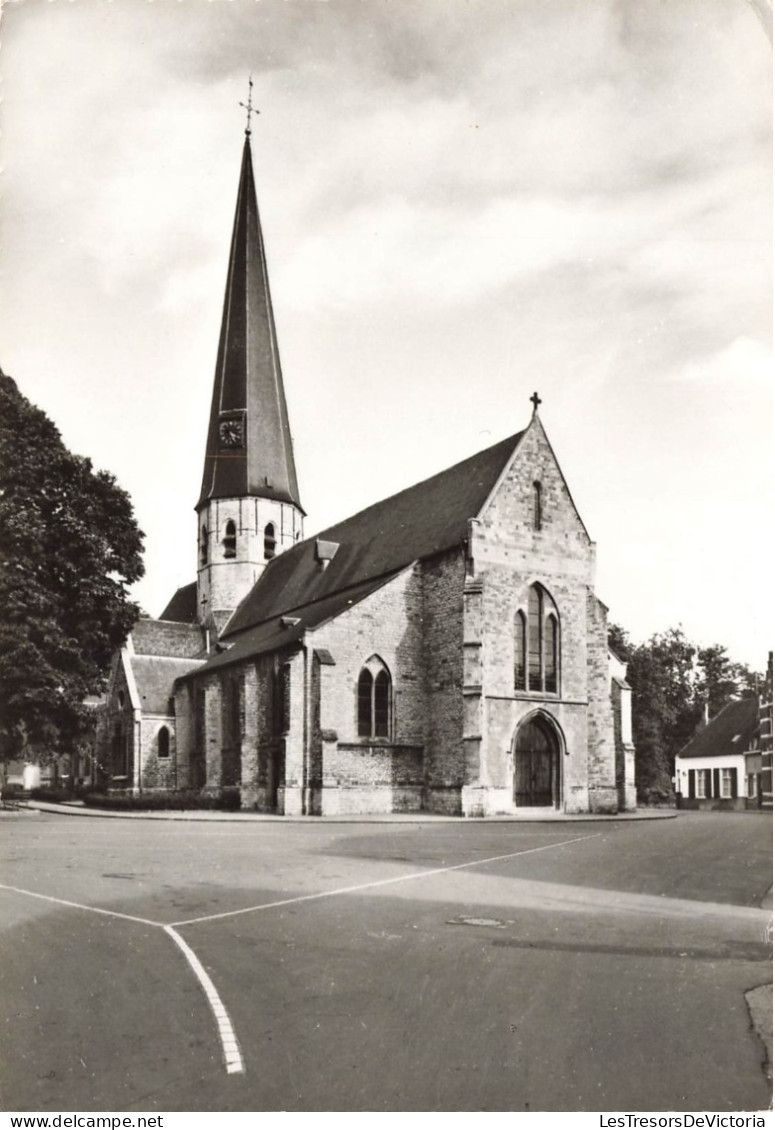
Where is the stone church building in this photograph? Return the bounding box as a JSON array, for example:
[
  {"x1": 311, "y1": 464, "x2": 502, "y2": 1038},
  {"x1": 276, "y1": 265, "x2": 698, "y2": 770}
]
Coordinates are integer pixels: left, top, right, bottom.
[{"x1": 95, "y1": 129, "x2": 635, "y2": 817}]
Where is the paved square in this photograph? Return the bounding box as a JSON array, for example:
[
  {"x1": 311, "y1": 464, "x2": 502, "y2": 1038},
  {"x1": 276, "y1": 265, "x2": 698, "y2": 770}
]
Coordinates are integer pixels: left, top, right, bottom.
[{"x1": 1, "y1": 811, "x2": 771, "y2": 1111}]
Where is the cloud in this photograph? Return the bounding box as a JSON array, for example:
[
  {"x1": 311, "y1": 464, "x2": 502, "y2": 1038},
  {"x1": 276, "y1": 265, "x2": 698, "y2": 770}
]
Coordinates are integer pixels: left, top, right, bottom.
[{"x1": 670, "y1": 336, "x2": 772, "y2": 387}]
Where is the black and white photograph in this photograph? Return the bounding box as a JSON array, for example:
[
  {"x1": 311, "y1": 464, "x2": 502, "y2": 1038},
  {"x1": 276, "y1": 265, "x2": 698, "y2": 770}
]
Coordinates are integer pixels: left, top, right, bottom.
[{"x1": 0, "y1": 0, "x2": 772, "y2": 1116}]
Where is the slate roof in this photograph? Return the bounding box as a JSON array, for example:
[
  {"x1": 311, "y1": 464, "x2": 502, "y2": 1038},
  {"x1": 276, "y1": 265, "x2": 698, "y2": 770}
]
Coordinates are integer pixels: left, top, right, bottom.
[
  {"x1": 223, "y1": 429, "x2": 524, "y2": 641},
  {"x1": 677, "y1": 697, "x2": 759, "y2": 760},
  {"x1": 130, "y1": 655, "x2": 204, "y2": 714},
  {"x1": 198, "y1": 136, "x2": 302, "y2": 511},
  {"x1": 159, "y1": 583, "x2": 198, "y2": 624},
  {"x1": 183, "y1": 573, "x2": 401, "y2": 677}
]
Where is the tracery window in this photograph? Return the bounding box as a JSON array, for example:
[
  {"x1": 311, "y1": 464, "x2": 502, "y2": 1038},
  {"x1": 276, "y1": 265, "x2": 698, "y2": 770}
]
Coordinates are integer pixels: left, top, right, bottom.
[
  {"x1": 515, "y1": 584, "x2": 560, "y2": 695},
  {"x1": 357, "y1": 657, "x2": 392, "y2": 739}
]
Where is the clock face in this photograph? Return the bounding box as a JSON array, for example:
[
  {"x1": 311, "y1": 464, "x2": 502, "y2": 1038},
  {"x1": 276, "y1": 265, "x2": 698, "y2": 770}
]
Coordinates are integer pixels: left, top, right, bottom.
[{"x1": 219, "y1": 417, "x2": 244, "y2": 448}]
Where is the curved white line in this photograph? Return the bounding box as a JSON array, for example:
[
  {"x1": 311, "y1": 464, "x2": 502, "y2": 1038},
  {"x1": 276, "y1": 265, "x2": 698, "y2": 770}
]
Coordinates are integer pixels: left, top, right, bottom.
[{"x1": 164, "y1": 925, "x2": 245, "y2": 1075}]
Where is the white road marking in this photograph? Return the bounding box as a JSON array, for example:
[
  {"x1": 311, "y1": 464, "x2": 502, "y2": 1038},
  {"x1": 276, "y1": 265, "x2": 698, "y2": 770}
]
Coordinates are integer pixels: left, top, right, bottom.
[
  {"x1": 0, "y1": 882, "x2": 161, "y2": 927},
  {"x1": 1, "y1": 830, "x2": 600, "y2": 1079},
  {"x1": 164, "y1": 925, "x2": 244, "y2": 1075},
  {"x1": 0, "y1": 882, "x2": 243, "y2": 1076},
  {"x1": 169, "y1": 832, "x2": 602, "y2": 927}
]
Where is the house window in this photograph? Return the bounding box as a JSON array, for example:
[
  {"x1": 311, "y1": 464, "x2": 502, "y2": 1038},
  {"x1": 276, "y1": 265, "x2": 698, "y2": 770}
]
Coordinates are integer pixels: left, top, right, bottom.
[
  {"x1": 748, "y1": 774, "x2": 759, "y2": 799},
  {"x1": 533, "y1": 481, "x2": 543, "y2": 531},
  {"x1": 514, "y1": 611, "x2": 526, "y2": 690},
  {"x1": 522, "y1": 584, "x2": 560, "y2": 695},
  {"x1": 720, "y1": 767, "x2": 736, "y2": 799},
  {"x1": 696, "y1": 769, "x2": 708, "y2": 798},
  {"x1": 357, "y1": 657, "x2": 392, "y2": 739},
  {"x1": 223, "y1": 520, "x2": 237, "y2": 559},
  {"x1": 200, "y1": 525, "x2": 208, "y2": 566},
  {"x1": 264, "y1": 522, "x2": 276, "y2": 560},
  {"x1": 157, "y1": 727, "x2": 170, "y2": 759}
]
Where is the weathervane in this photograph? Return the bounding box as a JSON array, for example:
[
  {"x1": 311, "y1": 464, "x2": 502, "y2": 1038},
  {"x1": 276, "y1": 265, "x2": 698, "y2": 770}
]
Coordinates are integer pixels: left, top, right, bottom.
[{"x1": 239, "y1": 76, "x2": 260, "y2": 137}]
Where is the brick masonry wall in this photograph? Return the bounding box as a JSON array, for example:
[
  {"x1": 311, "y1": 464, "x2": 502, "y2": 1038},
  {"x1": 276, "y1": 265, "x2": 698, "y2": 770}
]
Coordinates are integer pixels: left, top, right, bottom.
[
  {"x1": 311, "y1": 566, "x2": 425, "y2": 747},
  {"x1": 585, "y1": 591, "x2": 618, "y2": 813},
  {"x1": 198, "y1": 496, "x2": 303, "y2": 616},
  {"x1": 130, "y1": 620, "x2": 203, "y2": 658},
  {"x1": 421, "y1": 551, "x2": 466, "y2": 812},
  {"x1": 463, "y1": 416, "x2": 615, "y2": 814}
]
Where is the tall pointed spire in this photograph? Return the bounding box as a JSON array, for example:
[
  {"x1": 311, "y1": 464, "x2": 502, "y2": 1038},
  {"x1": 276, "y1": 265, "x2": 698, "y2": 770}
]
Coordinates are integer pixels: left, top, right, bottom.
[{"x1": 197, "y1": 132, "x2": 302, "y2": 512}]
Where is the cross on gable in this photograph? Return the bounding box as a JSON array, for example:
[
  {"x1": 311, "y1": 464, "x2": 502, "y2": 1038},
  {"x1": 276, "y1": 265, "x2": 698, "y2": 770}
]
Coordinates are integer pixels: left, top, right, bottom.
[{"x1": 530, "y1": 391, "x2": 542, "y2": 413}]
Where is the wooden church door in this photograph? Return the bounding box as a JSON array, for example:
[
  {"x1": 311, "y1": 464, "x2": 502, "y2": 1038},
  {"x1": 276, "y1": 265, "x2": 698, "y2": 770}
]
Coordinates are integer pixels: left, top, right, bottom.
[{"x1": 514, "y1": 716, "x2": 558, "y2": 807}]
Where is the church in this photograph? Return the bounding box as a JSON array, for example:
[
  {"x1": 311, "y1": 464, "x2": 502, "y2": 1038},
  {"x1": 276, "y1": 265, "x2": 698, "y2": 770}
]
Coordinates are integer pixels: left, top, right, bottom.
[{"x1": 95, "y1": 122, "x2": 636, "y2": 818}]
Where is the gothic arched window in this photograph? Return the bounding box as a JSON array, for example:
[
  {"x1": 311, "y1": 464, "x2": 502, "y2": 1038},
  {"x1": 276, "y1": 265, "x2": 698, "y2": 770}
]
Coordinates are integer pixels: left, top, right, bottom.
[
  {"x1": 157, "y1": 727, "x2": 170, "y2": 759},
  {"x1": 223, "y1": 520, "x2": 237, "y2": 559},
  {"x1": 200, "y1": 525, "x2": 208, "y2": 566},
  {"x1": 357, "y1": 657, "x2": 392, "y2": 739},
  {"x1": 521, "y1": 584, "x2": 560, "y2": 696},
  {"x1": 264, "y1": 522, "x2": 276, "y2": 560}
]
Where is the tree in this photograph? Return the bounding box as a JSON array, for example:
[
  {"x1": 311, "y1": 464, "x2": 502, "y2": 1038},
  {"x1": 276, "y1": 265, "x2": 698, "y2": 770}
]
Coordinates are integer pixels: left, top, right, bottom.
[
  {"x1": 696, "y1": 644, "x2": 761, "y2": 719},
  {"x1": 0, "y1": 370, "x2": 144, "y2": 763},
  {"x1": 609, "y1": 623, "x2": 764, "y2": 804}
]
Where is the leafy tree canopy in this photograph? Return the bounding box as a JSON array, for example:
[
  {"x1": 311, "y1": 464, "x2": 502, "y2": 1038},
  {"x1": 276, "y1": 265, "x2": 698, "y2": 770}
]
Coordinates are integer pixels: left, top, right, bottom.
[
  {"x1": 608, "y1": 622, "x2": 763, "y2": 803},
  {"x1": 0, "y1": 370, "x2": 144, "y2": 761}
]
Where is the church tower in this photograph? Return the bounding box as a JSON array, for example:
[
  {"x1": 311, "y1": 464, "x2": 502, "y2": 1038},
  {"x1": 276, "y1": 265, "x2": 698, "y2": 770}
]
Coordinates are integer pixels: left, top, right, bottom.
[{"x1": 196, "y1": 112, "x2": 304, "y2": 627}]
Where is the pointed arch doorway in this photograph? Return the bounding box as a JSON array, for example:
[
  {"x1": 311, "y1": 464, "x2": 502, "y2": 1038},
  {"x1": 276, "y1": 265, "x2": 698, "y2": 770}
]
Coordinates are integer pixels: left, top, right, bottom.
[{"x1": 513, "y1": 714, "x2": 562, "y2": 808}]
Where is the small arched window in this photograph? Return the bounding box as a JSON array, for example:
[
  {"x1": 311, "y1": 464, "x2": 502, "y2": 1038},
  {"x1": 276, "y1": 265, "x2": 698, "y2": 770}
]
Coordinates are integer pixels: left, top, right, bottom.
[
  {"x1": 157, "y1": 727, "x2": 170, "y2": 759},
  {"x1": 200, "y1": 525, "x2": 208, "y2": 566},
  {"x1": 117, "y1": 690, "x2": 125, "y2": 710},
  {"x1": 357, "y1": 657, "x2": 392, "y2": 739},
  {"x1": 514, "y1": 610, "x2": 526, "y2": 690},
  {"x1": 264, "y1": 522, "x2": 276, "y2": 561},
  {"x1": 533, "y1": 481, "x2": 543, "y2": 531}
]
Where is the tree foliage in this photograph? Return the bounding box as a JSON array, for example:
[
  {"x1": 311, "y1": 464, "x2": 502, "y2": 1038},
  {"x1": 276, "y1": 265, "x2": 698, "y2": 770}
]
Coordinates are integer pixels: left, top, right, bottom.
[
  {"x1": 0, "y1": 371, "x2": 144, "y2": 761},
  {"x1": 608, "y1": 623, "x2": 763, "y2": 803}
]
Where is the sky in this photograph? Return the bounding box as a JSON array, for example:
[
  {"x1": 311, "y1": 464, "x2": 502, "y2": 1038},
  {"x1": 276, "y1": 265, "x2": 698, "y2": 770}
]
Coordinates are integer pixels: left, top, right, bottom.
[{"x1": 1, "y1": 0, "x2": 771, "y2": 668}]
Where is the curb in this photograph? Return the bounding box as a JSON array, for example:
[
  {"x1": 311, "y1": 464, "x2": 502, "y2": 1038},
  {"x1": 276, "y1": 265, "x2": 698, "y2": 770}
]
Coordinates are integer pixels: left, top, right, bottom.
[{"x1": 24, "y1": 801, "x2": 679, "y2": 825}]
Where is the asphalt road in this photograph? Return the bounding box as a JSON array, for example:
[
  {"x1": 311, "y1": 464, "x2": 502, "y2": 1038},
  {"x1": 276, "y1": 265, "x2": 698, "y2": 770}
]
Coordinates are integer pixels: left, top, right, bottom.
[{"x1": 1, "y1": 811, "x2": 771, "y2": 1112}]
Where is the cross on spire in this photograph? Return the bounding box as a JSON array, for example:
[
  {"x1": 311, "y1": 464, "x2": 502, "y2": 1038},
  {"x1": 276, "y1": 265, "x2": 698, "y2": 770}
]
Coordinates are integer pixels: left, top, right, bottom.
[
  {"x1": 239, "y1": 77, "x2": 260, "y2": 137},
  {"x1": 530, "y1": 391, "x2": 542, "y2": 414}
]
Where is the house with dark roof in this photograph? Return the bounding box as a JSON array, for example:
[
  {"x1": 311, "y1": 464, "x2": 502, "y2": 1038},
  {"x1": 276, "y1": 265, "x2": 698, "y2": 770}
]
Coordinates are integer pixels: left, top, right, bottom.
[
  {"x1": 94, "y1": 124, "x2": 635, "y2": 817},
  {"x1": 674, "y1": 654, "x2": 774, "y2": 811},
  {"x1": 674, "y1": 697, "x2": 761, "y2": 811}
]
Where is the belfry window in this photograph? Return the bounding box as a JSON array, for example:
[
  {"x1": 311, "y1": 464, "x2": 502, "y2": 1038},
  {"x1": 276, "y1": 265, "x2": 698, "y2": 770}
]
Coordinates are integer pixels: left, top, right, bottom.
[
  {"x1": 357, "y1": 657, "x2": 392, "y2": 739},
  {"x1": 264, "y1": 522, "x2": 276, "y2": 561},
  {"x1": 200, "y1": 525, "x2": 208, "y2": 566},
  {"x1": 223, "y1": 520, "x2": 237, "y2": 559},
  {"x1": 516, "y1": 584, "x2": 560, "y2": 695}
]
